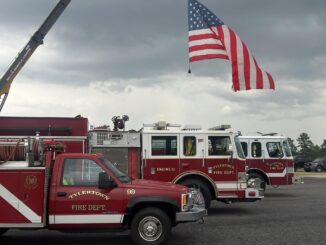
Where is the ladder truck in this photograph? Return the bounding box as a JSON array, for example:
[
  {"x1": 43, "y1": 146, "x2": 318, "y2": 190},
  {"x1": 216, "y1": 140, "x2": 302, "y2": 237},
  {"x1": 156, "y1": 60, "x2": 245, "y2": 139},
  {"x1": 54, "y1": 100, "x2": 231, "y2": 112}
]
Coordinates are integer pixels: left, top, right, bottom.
[{"x1": 0, "y1": 0, "x2": 71, "y2": 112}]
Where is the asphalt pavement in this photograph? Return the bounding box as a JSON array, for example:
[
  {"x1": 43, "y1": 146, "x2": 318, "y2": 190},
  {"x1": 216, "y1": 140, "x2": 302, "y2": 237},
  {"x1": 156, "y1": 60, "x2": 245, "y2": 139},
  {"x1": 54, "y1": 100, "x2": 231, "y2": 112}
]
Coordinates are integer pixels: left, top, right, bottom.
[{"x1": 1, "y1": 178, "x2": 326, "y2": 245}]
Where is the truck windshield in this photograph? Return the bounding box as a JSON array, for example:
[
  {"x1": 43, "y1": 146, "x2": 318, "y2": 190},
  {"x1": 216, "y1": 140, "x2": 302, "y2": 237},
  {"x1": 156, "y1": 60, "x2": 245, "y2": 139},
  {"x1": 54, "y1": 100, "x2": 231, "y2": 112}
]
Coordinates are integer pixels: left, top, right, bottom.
[
  {"x1": 234, "y1": 136, "x2": 245, "y2": 159},
  {"x1": 282, "y1": 140, "x2": 292, "y2": 157},
  {"x1": 100, "y1": 158, "x2": 131, "y2": 183}
]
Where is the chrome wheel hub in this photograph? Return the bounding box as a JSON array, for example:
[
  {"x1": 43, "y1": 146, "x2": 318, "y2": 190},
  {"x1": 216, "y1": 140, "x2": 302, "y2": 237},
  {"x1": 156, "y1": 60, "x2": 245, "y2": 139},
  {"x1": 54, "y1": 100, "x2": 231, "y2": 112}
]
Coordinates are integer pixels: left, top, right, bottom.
[{"x1": 138, "y1": 216, "x2": 162, "y2": 242}]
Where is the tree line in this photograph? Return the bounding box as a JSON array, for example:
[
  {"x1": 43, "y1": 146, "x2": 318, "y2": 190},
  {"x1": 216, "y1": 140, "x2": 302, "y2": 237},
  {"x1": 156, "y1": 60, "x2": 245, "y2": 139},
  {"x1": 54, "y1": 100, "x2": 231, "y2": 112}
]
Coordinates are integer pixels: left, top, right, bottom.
[{"x1": 287, "y1": 133, "x2": 326, "y2": 157}]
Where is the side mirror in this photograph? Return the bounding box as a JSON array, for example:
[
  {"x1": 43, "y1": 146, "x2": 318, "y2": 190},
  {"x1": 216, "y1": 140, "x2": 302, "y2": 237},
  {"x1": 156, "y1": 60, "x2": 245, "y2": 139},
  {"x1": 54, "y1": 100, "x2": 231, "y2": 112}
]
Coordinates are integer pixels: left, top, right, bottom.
[
  {"x1": 227, "y1": 144, "x2": 233, "y2": 152},
  {"x1": 227, "y1": 151, "x2": 234, "y2": 163},
  {"x1": 98, "y1": 172, "x2": 117, "y2": 189},
  {"x1": 227, "y1": 144, "x2": 234, "y2": 162}
]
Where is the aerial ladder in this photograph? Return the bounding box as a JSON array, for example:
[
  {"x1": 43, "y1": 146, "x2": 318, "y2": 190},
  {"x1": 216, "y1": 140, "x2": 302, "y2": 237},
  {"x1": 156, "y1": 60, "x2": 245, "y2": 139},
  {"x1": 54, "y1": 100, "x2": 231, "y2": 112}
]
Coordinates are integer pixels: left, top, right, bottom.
[{"x1": 0, "y1": 0, "x2": 71, "y2": 112}]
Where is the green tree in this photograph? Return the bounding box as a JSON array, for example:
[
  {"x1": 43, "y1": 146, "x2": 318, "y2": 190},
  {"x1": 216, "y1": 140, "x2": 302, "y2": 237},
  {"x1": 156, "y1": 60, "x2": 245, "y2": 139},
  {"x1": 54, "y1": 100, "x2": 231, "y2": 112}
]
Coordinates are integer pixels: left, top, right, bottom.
[
  {"x1": 320, "y1": 140, "x2": 326, "y2": 155},
  {"x1": 287, "y1": 137, "x2": 298, "y2": 155},
  {"x1": 297, "y1": 132, "x2": 314, "y2": 155}
]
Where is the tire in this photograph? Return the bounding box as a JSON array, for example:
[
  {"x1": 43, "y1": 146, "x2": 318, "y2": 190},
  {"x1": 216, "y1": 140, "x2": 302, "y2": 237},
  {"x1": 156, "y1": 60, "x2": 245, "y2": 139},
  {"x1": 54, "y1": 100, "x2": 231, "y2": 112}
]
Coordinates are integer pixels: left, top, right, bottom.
[
  {"x1": 0, "y1": 229, "x2": 8, "y2": 236},
  {"x1": 304, "y1": 168, "x2": 311, "y2": 172},
  {"x1": 131, "y1": 207, "x2": 171, "y2": 245},
  {"x1": 180, "y1": 179, "x2": 212, "y2": 209},
  {"x1": 315, "y1": 166, "x2": 323, "y2": 173},
  {"x1": 248, "y1": 172, "x2": 266, "y2": 191}
]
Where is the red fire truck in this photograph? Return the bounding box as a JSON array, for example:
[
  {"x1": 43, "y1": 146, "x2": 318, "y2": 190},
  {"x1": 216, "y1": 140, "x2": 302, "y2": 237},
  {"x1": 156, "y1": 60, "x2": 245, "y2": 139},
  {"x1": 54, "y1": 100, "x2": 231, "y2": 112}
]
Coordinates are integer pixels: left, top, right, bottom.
[
  {"x1": 0, "y1": 116, "x2": 263, "y2": 209},
  {"x1": 239, "y1": 134, "x2": 303, "y2": 190},
  {"x1": 0, "y1": 126, "x2": 206, "y2": 244},
  {"x1": 89, "y1": 120, "x2": 264, "y2": 209}
]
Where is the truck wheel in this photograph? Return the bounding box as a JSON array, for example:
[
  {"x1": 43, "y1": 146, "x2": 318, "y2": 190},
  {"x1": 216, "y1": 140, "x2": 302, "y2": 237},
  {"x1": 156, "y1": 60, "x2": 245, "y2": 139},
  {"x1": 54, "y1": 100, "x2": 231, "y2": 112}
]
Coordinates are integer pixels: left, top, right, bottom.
[
  {"x1": 131, "y1": 207, "x2": 171, "y2": 245},
  {"x1": 248, "y1": 172, "x2": 266, "y2": 191},
  {"x1": 315, "y1": 166, "x2": 323, "y2": 172},
  {"x1": 0, "y1": 229, "x2": 8, "y2": 236},
  {"x1": 180, "y1": 179, "x2": 212, "y2": 209}
]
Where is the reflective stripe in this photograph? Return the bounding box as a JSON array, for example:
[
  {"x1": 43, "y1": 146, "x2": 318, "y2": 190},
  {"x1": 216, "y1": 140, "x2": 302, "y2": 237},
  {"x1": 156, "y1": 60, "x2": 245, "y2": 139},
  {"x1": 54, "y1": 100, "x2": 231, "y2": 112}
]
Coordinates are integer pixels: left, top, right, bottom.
[
  {"x1": 286, "y1": 167, "x2": 294, "y2": 174},
  {"x1": 0, "y1": 184, "x2": 42, "y2": 223},
  {"x1": 215, "y1": 182, "x2": 246, "y2": 190},
  {"x1": 266, "y1": 168, "x2": 287, "y2": 177},
  {"x1": 49, "y1": 214, "x2": 124, "y2": 224}
]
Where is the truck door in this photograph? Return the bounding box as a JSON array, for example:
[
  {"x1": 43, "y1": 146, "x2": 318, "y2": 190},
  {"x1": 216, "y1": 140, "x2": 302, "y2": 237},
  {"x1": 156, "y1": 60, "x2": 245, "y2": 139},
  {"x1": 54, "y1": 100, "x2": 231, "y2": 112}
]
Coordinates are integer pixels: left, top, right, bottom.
[
  {"x1": 50, "y1": 157, "x2": 125, "y2": 228},
  {"x1": 264, "y1": 141, "x2": 287, "y2": 185},
  {"x1": 205, "y1": 135, "x2": 238, "y2": 193},
  {"x1": 250, "y1": 140, "x2": 265, "y2": 171},
  {"x1": 180, "y1": 134, "x2": 205, "y2": 174},
  {"x1": 142, "y1": 134, "x2": 179, "y2": 182},
  {"x1": 282, "y1": 140, "x2": 294, "y2": 184}
]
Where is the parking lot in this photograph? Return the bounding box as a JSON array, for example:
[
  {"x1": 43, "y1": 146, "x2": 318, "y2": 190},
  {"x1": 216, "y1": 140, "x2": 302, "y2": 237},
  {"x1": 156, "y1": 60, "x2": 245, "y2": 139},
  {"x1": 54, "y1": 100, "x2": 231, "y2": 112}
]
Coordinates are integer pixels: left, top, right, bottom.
[
  {"x1": 172, "y1": 176, "x2": 326, "y2": 245},
  {"x1": 1, "y1": 177, "x2": 326, "y2": 245}
]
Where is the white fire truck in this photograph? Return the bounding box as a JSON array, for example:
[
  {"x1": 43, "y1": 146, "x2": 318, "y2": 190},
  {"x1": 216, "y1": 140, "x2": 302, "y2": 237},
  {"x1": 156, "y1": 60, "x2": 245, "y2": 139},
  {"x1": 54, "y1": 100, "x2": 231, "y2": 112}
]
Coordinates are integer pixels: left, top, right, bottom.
[
  {"x1": 239, "y1": 134, "x2": 303, "y2": 190},
  {"x1": 89, "y1": 121, "x2": 264, "y2": 208}
]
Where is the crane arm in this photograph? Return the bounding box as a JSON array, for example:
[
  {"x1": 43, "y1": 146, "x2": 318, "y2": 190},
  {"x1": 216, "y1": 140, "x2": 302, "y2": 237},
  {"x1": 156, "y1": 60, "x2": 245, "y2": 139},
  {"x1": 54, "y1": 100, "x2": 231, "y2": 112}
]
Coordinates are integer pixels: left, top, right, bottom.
[{"x1": 0, "y1": 0, "x2": 71, "y2": 112}]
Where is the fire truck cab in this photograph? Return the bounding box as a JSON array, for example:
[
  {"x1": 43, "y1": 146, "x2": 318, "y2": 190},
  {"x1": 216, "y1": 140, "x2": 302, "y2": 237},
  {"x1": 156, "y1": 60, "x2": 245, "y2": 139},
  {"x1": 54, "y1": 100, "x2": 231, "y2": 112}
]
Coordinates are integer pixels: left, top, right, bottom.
[
  {"x1": 141, "y1": 122, "x2": 263, "y2": 208},
  {"x1": 239, "y1": 134, "x2": 303, "y2": 189}
]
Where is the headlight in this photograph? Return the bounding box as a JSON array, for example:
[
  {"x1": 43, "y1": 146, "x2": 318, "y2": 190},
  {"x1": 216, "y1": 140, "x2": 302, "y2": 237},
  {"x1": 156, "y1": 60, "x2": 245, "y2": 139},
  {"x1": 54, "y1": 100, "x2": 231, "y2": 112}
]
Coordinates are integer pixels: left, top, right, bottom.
[
  {"x1": 181, "y1": 193, "x2": 190, "y2": 211},
  {"x1": 182, "y1": 189, "x2": 205, "y2": 211},
  {"x1": 247, "y1": 178, "x2": 256, "y2": 188},
  {"x1": 247, "y1": 178, "x2": 262, "y2": 189}
]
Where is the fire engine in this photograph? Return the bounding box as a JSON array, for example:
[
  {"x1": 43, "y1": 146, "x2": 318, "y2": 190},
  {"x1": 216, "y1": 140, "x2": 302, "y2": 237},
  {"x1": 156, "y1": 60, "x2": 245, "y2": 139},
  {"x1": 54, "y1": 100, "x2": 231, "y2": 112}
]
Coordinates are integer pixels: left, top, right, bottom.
[
  {"x1": 89, "y1": 119, "x2": 264, "y2": 209},
  {"x1": 0, "y1": 116, "x2": 263, "y2": 210},
  {"x1": 239, "y1": 134, "x2": 303, "y2": 190},
  {"x1": 0, "y1": 123, "x2": 206, "y2": 245}
]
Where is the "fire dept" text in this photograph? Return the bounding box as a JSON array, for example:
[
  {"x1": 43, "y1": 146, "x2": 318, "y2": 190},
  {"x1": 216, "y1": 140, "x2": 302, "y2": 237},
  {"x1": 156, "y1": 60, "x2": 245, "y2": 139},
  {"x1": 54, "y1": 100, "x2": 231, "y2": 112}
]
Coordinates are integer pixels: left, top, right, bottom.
[{"x1": 71, "y1": 204, "x2": 106, "y2": 211}]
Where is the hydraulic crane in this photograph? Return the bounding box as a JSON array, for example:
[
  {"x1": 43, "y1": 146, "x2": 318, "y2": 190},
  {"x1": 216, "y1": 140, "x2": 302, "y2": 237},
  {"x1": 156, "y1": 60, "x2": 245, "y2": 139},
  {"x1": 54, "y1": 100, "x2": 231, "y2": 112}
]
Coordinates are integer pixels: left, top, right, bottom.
[{"x1": 0, "y1": 0, "x2": 71, "y2": 112}]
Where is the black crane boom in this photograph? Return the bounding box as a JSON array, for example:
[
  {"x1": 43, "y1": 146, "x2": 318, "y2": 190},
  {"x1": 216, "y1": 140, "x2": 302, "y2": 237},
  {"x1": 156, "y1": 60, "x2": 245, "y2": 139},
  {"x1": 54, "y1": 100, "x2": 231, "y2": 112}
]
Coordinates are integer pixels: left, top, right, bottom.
[{"x1": 0, "y1": 0, "x2": 71, "y2": 112}]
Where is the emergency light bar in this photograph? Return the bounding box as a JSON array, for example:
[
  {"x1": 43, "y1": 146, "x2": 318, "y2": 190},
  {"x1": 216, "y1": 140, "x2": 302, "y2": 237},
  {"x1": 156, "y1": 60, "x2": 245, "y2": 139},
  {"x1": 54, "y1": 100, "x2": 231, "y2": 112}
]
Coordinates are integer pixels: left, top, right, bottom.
[
  {"x1": 143, "y1": 121, "x2": 181, "y2": 130},
  {"x1": 262, "y1": 133, "x2": 278, "y2": 136},
  {"x1": 182, "y1": 125, "x2": 202, "y2": 131},
  {"x1": 208, "y1": 125, "x2": 231, "y2": 131}
]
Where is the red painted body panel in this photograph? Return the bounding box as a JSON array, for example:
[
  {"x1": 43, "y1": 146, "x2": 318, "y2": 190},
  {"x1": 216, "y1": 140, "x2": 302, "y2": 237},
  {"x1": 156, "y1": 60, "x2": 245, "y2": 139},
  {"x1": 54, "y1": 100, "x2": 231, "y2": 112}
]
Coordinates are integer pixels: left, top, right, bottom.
[
  {"x1": 0, "y1": 116, "x2": 88, "y2": 156},
  {"x1": 143, "y1": 158, "x2": 180, "y2": 182},
  {"x1": 240, "y1": 136, "x2": 295, "y2": 187},
  {"x1": 143, "y1": 156, "x2": 248, "y2": 198},
  {"x1": 1, "y1": 153, "x2": 186, "y2": 229},
  {"x1": 128, "y1": 148, "x2": 140, "y2": 180},
  {"x1": 48, "y1": 154, "x2": 126, "y2": 229},
  {"x1": 0, "y1": 169, "x2": 45, "y2": 224},
  {"x1": 0, "y1": 116, "x2": 88, "y2": 136},
  {"x1": 246, "y1": 157, "x2": 293, "y2": 186}
]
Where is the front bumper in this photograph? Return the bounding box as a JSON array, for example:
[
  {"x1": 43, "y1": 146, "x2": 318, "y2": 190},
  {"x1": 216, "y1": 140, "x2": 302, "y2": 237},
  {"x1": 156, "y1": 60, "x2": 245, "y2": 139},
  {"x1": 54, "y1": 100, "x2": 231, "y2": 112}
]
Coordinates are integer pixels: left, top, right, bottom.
[
  {"x1": 176, "y1": 206, "x2": 207, "y2": 223},
  {"x1": 246, "y1": 178, "x2": 264, "y2": 199},
  {"x1": 245, "y1": 188, "x2": 264, "y2": 199},
  {"x1": 293, "y1": 176, "x2": 304, "y2": 184}
]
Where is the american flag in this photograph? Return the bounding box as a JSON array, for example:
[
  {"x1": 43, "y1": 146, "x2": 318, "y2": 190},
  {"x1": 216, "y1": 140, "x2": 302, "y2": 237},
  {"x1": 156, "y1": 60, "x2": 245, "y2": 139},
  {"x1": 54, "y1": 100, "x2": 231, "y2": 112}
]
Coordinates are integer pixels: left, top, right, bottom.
[{"x1": 188, "y1": 0, "x2": 275, "y2": 92}]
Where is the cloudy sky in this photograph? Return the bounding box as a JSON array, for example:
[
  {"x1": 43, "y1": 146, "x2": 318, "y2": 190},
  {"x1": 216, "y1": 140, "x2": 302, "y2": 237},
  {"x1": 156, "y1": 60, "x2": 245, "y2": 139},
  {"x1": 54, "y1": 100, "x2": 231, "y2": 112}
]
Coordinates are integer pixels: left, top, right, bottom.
[{"x1": 0, "y1": 0, "x2": 325, "y2": 145}]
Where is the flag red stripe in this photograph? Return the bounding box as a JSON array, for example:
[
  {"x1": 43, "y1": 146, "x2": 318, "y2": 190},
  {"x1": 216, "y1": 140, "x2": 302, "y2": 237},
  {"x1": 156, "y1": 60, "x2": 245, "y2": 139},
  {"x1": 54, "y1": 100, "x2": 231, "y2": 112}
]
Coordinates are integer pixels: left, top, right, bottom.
[
  {"x1": 189, "y1": 44, "x2": 224, "y2": 52},
  {"x1": 217, "y1": 26, "x2": 225, "y2": 46},
  {"x1": 189, "y1": 33, "x2": 217, "y2": 41},
  {"x1": 229, "y1": 28, "x2": 240, "y2": 92},
  {"x1": 242, "y1": 42, "x2": 251, "y2": 90},
  {"x1": 190, "y1": 54, "x2": 228, "y2": 62},
  {"x1": 253, "y1": 58, "x2": 263, "y2": 89},
  {"x1": 267, "y1": 72, "x2": 275, "y2": 90}
]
